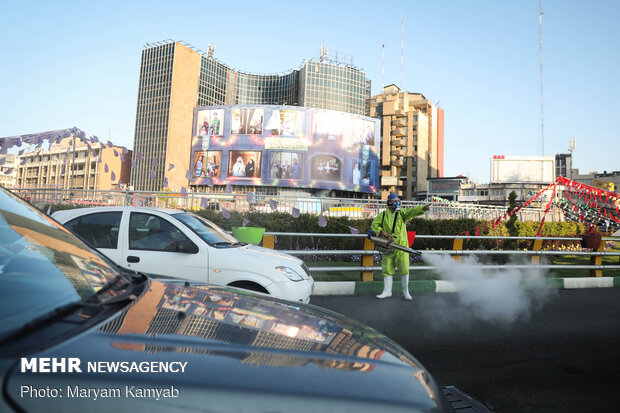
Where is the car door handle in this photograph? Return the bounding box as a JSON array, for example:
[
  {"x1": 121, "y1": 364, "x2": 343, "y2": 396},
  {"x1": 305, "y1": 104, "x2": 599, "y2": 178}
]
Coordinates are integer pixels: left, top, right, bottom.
[{"x1": 127, "y1": 256, "x2": 140, "y2": 263}]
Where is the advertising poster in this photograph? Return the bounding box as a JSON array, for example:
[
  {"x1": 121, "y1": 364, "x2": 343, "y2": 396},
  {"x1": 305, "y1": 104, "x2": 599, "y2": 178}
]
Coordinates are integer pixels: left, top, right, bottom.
[
  {"x1": 265, "y1": 109, "x2": 304, "y2": 137},
  {"x1": 310, "y1": 154, "x2": 341, "y2": 182},
  {"x1": 190, "y1": 105, "x2": 379, "y2": 193},
  {"x1": 312, "y1": 111, "x2": 344, "y2": 142},
  {"x1": 196, "y1": 109, "x2": 225, "y2": 136},
  {"x1": 231, "y1": 108, "x2": 264, "y2": 135},
  {"x1": 269, "y1": 152, "x2": 302, "y2": 180},
  {"x1": 193, "y1": 151, "x2": 221, "y2": 178},
  {"x1": 229, "y1": 150, "x2": 261, "y2": 178}
]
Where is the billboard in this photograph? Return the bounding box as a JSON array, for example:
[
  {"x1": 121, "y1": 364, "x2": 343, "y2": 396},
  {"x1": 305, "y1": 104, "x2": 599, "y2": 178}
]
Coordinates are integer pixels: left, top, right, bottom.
[
  {"x1": 490, "y1": 156, "x2": 556, "y2": 184},
  {"x1": 190, "y1": 105, "x2": 380, "y2": 193}
]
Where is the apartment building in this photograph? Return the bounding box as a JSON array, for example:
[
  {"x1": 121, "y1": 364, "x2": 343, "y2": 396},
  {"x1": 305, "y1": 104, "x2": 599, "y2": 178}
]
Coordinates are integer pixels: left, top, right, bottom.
[
  {"x1": 16, "y1": 137, "x2": 132, "y2": 190},
  {"x1": 367, "y1": 85, "x2": 444, "y2": 200},
  {"x1": 0, "y1": 154, "x2": 18, "y2": 188}
]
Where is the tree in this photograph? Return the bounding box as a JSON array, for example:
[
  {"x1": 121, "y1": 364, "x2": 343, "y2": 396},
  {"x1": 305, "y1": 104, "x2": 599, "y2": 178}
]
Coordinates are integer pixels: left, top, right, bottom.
[{"x1": 505, "y1": 190, "x2": 519, "y2": 249}]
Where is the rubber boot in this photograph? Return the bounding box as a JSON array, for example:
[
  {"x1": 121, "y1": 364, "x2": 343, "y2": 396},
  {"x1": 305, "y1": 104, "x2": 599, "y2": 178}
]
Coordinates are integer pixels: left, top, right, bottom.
[
  {"x1": 402, "y1": 275, "x2": 412, "y2": 301},
  {"x1": 376, "y1": 276, "x2": 393, "y2": 299}
]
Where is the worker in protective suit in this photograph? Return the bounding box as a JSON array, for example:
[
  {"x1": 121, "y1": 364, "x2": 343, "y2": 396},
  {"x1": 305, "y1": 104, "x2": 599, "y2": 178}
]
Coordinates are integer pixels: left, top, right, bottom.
[{"x1": 369, "y1": 193, "x2": 429, "y2": 300}]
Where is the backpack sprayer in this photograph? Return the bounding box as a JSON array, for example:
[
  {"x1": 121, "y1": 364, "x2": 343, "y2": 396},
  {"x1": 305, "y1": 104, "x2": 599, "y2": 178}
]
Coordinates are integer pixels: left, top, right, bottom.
[{"x1": 367, "y1": 232, "x2": 422, "y2": 257}]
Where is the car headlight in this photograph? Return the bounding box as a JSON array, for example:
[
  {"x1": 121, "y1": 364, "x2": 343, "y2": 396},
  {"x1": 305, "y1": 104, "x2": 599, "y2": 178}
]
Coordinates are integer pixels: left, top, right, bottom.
[{"x1": 275, "y1": 266, "x2": 304, "y2": 282}]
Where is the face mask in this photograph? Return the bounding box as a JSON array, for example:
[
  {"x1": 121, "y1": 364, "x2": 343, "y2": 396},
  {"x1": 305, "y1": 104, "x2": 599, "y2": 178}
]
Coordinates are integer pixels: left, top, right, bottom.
[{"x1": 394, "y1": 201, "x2": 401, "y2": 211}]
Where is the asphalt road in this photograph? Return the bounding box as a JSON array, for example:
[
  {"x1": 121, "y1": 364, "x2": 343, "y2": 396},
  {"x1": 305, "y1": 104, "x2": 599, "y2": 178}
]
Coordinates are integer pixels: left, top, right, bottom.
[{"x1": 311, "y1": 288, "x2": 620, "y2": 413}]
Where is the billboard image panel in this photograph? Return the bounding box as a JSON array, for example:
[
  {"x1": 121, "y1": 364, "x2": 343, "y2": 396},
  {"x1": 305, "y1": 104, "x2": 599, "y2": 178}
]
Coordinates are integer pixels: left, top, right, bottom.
[
  {"x1": 312, "y1": 111, "x2": 344, "y2": 142},
  {"x1": 231, "y1": 108, "x2": 264, "y2": 135},
  {"x1": 190, "y1": 105, "x2": 380, "y2": 193},
  {"x1": 269, "y1": 152, "x2": 302, "y2": 180},
  {"x1": 229, "y1": 150, "x2": 261, "y2": 178},
  {"x1": 311, "y1": 155, "x2": 341, "y2": 182},
  {"x1": 193, "y1": 151, "x2": 222, "y2": 178},
  {"x1": 197, "y1": 109, "x2": 225, "y2": 136},
  {"x1": 265, "y1": 109, "x2": 305, "y2": 137}
]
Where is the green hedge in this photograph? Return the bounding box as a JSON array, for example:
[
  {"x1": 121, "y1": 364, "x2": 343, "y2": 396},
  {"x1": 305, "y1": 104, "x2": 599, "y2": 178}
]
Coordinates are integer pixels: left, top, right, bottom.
[{"x1": 39, "y1": 204, "x2": 586, "y2": 251}]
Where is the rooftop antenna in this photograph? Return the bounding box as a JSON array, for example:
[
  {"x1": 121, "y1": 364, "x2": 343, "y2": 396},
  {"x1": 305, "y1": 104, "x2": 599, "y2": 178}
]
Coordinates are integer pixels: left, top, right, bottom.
[
  {"x1": 207, "y1": 44, "x2": 215, "y2": 58},
  {"x1": 401, "y1": 10, "x2": 404, "y2": 91},
  {"x1": 568, "y1": 136, "x2": 576, "y2": 153},
  {"x1": 382, "y1": 43, "x2": 385, "y2": 90},
  {"x1": 539, "y1": 0, "x2": 544, "y2": 156}
]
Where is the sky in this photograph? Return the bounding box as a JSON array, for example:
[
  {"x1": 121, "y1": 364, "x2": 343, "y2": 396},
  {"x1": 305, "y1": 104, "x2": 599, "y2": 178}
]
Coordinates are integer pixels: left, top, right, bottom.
[{"x1": 0, "y1": 0, "x2": 618, "y2": 183}]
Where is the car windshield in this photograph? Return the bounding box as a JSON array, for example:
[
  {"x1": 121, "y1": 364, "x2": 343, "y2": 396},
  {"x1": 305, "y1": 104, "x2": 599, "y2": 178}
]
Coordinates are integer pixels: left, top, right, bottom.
[
  {"x1": 0, "y1": 189, "x2": 123, "y2": 339},
  {"x1": 172, "y1": 212, "x2": 241, "y2": 246}
]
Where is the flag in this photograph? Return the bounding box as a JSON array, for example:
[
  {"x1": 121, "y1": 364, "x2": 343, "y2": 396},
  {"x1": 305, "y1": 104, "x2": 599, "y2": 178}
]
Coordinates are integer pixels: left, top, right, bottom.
[
  {"x1": 407, "y1": 231, "x2": 416, "y2": 247},
  {"x1": 291, "y1": 207, "x2": 300, "y2": 218},
  {"x1": 318, "y1": 216, "x2": 327, "y2": 227},
  {"x1": 243, "y1": 219, "x2": 250, "y2": 227},
  {"x1": 270, "y1": 200, "x2": 277, "y2": 211},
  {"x1": 221, "y1": 208, "x2": 231, "y2": 219},
  {"x1": 181, "y1": 186, "x2": 187, "y2": 196},
  {"x1": 246, "y1": 192, "x2": 255, "y2": 203}
]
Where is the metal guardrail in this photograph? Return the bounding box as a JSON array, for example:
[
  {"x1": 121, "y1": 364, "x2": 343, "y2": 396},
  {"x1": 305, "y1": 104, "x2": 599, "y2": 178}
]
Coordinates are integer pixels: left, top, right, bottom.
[
  {"x1": 259, "y1": 233, "x2": 620, "y2": 278},
  {"x1": 12, "y1": 187, "x2": 563, "y2": 221}
]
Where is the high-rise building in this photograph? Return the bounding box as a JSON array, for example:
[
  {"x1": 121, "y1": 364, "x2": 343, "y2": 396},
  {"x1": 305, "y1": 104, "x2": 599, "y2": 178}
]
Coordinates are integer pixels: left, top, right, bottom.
[
  {"x1": 367, "y1": 85, "x2": 444, "y2": 200},
  {"x1": 131, "y1": 40, "x2": 370, "y2": 191}
]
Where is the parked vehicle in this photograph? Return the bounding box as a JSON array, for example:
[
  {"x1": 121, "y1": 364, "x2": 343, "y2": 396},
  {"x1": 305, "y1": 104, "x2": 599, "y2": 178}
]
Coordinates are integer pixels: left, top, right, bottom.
[
  {"x1": 53, "y1": 206, "x2": 313, "y2": 303},
  {"x1": 0, "y1": 188, "x2": 450, "y2": 412}
]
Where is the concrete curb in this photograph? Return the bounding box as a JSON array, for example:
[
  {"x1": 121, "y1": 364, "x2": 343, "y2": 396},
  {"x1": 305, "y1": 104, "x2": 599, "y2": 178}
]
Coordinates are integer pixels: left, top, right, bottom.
[{"x1": 312, "y1": 276, "x2": 620, "y2": 296}]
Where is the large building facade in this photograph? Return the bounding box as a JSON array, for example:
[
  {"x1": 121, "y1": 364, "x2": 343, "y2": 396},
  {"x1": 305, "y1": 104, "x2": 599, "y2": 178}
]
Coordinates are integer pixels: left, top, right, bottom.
[
  {"x1": 367, "y1": 85, "x2": 444, "y2": 200},
  {"x1": 131, "y1": 40, "x2": 370, "y2": 192}
]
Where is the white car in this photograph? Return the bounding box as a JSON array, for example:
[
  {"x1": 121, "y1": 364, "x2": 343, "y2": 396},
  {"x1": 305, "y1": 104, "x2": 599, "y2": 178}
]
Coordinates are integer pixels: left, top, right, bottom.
[{"x1": 53, "y1": 206, "x2": 313, "y2": 303}]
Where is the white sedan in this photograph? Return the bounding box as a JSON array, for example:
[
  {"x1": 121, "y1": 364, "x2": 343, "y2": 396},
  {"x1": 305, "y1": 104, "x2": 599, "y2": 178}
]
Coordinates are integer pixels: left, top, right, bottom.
[{"x1": 53, "y1": 206, "x2": 313, "y2": 303}]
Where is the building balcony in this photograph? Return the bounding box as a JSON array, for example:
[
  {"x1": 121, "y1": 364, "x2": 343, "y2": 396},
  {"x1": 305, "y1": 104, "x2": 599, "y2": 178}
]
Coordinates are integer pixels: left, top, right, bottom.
[
  {"x1": 391, "y1": 127, "x2": 406, "y2": 136},
  {"x1": 391, "y1": 118, "x2": 406, "y2": 127},
  {"x1": 392, "y1": 149, "x2": 406, "y2": 157},
  {"x1": 391, "y1": 139, "x2": 406, "y2": 147},
  {"x1": 391, "y1": 157, "x2": 404, "y2": 167}
]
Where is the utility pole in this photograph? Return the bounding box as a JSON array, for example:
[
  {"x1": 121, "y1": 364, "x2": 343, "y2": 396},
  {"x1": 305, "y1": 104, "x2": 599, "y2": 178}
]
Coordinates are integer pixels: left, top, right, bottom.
[
  {"x1": 70, "y1": 133, "x2": 76, "y2": 203},
  {"x1": 539, "y1": 0, "x2": 544, "y2": 156}
]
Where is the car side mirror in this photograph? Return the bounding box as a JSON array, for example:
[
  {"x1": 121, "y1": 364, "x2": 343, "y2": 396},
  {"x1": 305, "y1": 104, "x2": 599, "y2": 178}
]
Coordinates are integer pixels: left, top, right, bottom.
[{"x1": 177, "y1": 240, "x2": 199, "y2": 254}]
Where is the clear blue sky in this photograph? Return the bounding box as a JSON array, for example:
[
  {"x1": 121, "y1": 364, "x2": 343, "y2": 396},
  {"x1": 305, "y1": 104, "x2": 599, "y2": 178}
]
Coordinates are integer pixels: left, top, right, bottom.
[{"x1": 1, "y1": 0, "x2": 617, "y2": 183}]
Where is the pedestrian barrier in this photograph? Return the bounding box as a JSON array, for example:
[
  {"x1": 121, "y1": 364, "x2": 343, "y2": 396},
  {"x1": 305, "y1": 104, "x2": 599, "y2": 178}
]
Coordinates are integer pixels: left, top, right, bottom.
[
  {"x1": 260, "y1": 232, "x2": 620, "y2": 279},
  {"x1": 12, "y1": 187, "x2": 563, "y2": 222}
]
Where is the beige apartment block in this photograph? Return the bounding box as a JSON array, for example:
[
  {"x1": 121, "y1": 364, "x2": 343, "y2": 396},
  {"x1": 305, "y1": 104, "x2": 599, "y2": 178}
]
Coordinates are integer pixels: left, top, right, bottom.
[
  {"x1": 16, "y1": 137, "x2": 132, "y2": 191},
  {"x1": 0, "y1": 154, "x2": 18, "y2": 188},
  {"x1": 367, "y1": 85, "x2": 444, "y2": 200}
]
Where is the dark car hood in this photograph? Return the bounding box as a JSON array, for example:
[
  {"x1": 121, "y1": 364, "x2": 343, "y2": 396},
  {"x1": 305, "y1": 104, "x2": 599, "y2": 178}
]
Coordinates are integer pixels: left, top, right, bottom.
[{"x1": 5, "y1": 280, "x2": 448, "y2": 412}]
